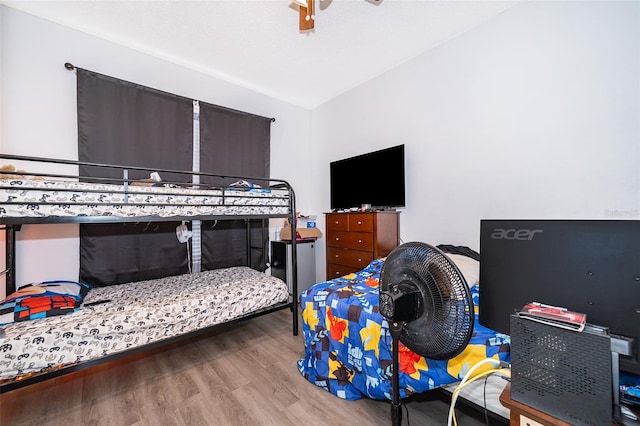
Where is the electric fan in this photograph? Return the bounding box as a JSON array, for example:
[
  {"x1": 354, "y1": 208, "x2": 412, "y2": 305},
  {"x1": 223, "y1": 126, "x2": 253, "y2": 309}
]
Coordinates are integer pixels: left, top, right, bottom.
[{"x1": 379, "y1": 242, "x2": 475, "y2": 426}]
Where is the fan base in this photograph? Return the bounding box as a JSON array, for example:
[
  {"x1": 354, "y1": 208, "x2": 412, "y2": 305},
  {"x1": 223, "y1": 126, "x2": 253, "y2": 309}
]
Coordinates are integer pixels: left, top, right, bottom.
[
  {"x1": 390, "y1": 321, "x2": 404, "y2": 426},
  {"x1": 391, "y1": 402, "x2": 402, "y2": 426}
]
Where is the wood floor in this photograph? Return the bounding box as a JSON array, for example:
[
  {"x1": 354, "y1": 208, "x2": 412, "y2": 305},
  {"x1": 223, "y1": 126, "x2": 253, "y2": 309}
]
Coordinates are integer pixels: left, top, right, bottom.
[{"x1": 0, "y1": 310, "x2": 506, "y2": 425}]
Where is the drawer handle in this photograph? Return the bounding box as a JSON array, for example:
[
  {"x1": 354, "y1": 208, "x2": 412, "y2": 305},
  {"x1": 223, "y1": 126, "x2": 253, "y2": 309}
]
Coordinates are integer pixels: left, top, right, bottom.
[
  {"x1": 357, "y1": 221, "x2": 362, "y2": 225},
  {"x1": 358, "y1": 258, "x2": 362, "y2": 262},
  {"x1": 335, "y1": 254, "x2": 339, "y2": 258},
  {"x1": 335, "y1": 272, "x2": 340, "y2": 276},
  {"x1": 335, "y1": 221, "x2": 339, "y2": 224},
  {"x1": 335, "y1": 237, "x2": 340, "y2": 241},
  {"x1": 358, "y1": 239, "x2": 362, "y2": 243}
]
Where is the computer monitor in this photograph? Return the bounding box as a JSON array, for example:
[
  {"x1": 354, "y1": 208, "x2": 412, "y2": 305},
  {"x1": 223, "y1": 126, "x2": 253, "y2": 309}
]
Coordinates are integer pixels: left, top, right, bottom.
[{"x1": 479, "y1": 219, "x2": 640, "y2": 376}]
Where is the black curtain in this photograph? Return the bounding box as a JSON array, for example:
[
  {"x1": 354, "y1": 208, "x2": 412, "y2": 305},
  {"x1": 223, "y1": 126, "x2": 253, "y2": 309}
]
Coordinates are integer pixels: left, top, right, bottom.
[
  {"x1": 80, "y1": 222, "x2": 190, "y2": 286},
  {"x1": 199, "y1": 102, "x2": 271, "y2": 184},
  {"x1": 199, "y1": 102, "x2": 272, "y2": 271},
  {"x1": 77, "y1": 69, "x2": 193, "y2": 182},
  {"x1": 77, "y1": 69, "x2": 193, "y2": 286},
  {"x1": 76, "y1": 70, "x2": 273, "y2": 284}
]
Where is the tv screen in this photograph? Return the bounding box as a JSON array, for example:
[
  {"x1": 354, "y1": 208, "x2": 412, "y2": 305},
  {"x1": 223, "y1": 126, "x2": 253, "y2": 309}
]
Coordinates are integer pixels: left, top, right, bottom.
[
  {"x1": 479, "y1": 219, "x2": 640, "y2": 376},
  {"x1": 330, "y1": 144, "x2": 405, "y2": 210}
]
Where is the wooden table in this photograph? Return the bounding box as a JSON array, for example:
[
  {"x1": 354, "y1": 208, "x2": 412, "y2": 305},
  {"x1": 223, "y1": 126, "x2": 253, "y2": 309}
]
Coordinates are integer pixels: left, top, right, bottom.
[{"x1": 499, "y1": 383, "x2": 573, "y2": 426}]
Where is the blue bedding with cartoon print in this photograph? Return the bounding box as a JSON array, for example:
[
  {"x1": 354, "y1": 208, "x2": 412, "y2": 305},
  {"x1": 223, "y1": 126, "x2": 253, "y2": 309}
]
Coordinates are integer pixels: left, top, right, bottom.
[{"x1": 297, "y1": 258, "x2": 510, "y2": 401}]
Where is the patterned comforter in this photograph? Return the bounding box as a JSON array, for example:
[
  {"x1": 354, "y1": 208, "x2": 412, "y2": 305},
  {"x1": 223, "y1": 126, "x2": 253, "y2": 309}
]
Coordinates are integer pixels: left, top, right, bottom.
[
  {"x1": 0, "y1": 179, "x2": 289, "y2": 219},
  {"x1": 298, "y1": 258, "x2": 510, "y2": 400},
  {"x1": 0, "y1": 267, "x2": 289, "y2": 381}
]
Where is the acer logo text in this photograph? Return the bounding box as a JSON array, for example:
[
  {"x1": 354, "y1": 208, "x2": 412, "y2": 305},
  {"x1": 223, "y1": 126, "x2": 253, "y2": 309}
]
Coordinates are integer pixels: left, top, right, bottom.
[{"x1": 490, "y1": 228, "x2": 543, "y2": 241}]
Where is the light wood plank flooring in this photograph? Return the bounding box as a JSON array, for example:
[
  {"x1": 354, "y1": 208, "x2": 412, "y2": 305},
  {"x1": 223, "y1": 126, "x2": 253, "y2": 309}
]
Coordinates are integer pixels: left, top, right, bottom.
[{"x1": 0, "y1": 310, "x2": 507, "y2": 425}]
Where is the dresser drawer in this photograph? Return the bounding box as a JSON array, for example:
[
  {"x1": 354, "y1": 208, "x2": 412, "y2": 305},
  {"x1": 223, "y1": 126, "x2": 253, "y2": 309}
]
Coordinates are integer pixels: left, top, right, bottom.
[
  {"x1": 325, "y1": 211, "x2": 400, "y2": 281},
  {"x1": 326, "y1": 262, "x2": 360, "y2": 279},
  {"x1": 348, "y1": 213, "x2": 374, "y2": 232},
  {"x1": 327, "y1": 230, "x2": 374, "y2": 251},
  {"x1": 326, "y1": 214, "x2": 348, "y2": 231},
  {"x1": 327, "y1": 247, "x2": 374, "y2": 270}
]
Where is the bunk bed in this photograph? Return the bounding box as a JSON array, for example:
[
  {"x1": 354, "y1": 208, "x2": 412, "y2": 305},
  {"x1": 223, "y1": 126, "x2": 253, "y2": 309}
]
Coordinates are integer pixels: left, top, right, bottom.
[{"x1": 0, "y1": 153, "x2": 299, "y2": 393}]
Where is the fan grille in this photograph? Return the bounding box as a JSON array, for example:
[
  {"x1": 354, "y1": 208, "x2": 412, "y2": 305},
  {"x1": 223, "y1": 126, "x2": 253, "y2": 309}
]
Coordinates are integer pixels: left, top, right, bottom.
[{"x1": 380, "y1": 242, "x2": 474, "y2": 359}]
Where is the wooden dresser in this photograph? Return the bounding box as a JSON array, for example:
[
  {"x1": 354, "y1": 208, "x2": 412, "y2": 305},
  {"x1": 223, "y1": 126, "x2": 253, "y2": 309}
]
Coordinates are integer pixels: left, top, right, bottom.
[{"x1": 325, "y1": 211, "x2": 400, "y2": 280}]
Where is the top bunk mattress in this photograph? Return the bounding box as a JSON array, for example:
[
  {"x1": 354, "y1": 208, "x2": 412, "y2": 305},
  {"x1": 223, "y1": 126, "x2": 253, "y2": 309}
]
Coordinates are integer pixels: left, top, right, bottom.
[
  {"x1": 0, "y1": 178, "x2": 290, "y2": 221},
  {"x1": 0, "y1": 266, "x2": 289, "y2": 382}
]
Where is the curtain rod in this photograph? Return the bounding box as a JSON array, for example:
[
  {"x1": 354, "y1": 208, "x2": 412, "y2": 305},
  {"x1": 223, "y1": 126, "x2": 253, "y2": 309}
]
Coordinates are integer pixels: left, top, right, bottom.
[{"x1": 64, "y1": 62, "x2": 276, "y2": 123}]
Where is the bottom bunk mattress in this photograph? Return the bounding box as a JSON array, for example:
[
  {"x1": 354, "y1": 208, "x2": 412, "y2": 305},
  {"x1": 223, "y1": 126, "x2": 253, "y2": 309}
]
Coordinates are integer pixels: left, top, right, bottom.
[
  {"x1": 297, "y1": 258, "x2": 510, "y2": 401},
  {"x1": 0, "y1": 266, "x2": 289, "y2": 382}
]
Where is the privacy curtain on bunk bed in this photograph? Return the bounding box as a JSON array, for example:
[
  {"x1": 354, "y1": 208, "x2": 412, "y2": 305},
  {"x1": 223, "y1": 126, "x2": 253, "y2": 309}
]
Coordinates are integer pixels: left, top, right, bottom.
[{"x1": 75, "y1": 69, "x2": 272, "y2": 286}]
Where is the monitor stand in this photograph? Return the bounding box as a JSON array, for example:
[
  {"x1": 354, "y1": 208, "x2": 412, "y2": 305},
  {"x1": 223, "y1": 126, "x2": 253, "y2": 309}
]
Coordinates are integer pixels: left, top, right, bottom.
[{"x1": 611, "y1": 335, "x2": 634, "y2": 424}]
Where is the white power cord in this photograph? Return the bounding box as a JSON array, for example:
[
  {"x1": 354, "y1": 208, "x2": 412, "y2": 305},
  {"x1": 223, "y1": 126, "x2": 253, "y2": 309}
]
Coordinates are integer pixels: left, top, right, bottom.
[
  {"x1": 447, "y1": 358, "x2": 508, "y2": 426},
  {"x1": 186, "y1": 239, "x2": 191, "y2": 274},
  {"x1": 176, "y1": 221, "x2": 193, "y2": 274}
]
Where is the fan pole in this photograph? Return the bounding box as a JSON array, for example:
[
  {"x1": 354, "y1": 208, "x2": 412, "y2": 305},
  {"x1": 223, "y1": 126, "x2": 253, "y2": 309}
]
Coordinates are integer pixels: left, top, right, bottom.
[{"x1": 390, "y1": 321, "x2": 404, "y2": 426}]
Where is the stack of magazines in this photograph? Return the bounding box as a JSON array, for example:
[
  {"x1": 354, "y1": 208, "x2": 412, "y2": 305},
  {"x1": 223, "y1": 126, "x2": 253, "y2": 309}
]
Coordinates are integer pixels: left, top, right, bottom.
[{"x1": 516, "y1": 302, "x2": 587, "y2": 332}]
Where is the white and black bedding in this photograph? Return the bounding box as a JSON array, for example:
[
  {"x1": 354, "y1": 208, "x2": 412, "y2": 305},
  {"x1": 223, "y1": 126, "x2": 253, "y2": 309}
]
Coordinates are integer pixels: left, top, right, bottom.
[
  {"x1": 0, "y1": 178, "x2": 289, "y2": 220},
  {"x1": 0, "y1": 266, "x2": 289, "y2": 382}
]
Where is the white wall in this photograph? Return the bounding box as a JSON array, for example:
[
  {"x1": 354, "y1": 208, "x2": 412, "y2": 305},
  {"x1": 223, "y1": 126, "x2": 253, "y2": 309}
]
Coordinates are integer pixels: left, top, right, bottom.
[
  {"x1": 0, "y1": 6, "x2": 312, "y2": 297},
  {"x1": 309, "y1": 0, "x2": 640, "y2": 281}
]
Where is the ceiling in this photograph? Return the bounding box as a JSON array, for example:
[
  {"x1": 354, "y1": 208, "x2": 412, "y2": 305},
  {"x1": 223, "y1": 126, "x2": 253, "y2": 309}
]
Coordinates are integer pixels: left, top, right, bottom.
[{"x1": 3, "y1": 0, "x2": 518, "y2": 109}]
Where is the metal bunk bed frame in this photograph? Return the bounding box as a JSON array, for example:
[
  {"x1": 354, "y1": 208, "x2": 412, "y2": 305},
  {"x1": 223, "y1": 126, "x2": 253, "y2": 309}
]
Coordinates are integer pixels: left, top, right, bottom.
[{"x1": 0, "y1": 153, "x2": 299, "y2": 393}]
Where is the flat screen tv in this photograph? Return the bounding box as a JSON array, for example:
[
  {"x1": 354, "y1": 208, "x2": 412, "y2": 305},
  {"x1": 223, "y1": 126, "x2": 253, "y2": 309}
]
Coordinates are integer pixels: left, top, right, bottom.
[
  {"x1": 330, "y1": 144, "x2": 405, "y2": 211},
  {"x1": 479, "y1": 219, "x2": 640, "y2": 376}
]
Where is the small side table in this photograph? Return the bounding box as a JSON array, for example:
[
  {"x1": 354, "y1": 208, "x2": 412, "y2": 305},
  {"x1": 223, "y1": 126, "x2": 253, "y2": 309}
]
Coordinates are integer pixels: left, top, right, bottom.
[{"x1": 499, "y1": 383, "x2": 573, "y2": 426}]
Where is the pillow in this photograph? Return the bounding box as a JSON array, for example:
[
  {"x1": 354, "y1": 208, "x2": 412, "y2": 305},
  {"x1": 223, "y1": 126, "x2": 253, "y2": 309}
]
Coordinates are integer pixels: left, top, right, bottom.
[
  {"x1": 0, "y1": 280, "x2": 91, "y2": 325},
  {"x1": 447, "y1": 254, "x2": 480, "y2": 287}
]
